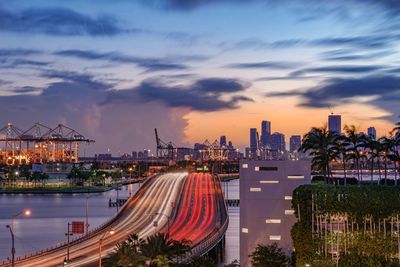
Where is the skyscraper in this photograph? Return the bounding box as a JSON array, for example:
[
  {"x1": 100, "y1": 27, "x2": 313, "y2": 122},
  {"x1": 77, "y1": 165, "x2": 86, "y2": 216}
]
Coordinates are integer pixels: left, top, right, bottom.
[
  {"x1": 328, "y1": 114, "x2": 341, "y2": 133},
  {"x1": 260, "y1": 120, "x2": 271, "y2": 147},
  {"x1": 250, "y1": 128, "x2": 259, "y2": 159},
  {"x1": 220, "y1": 135, "x2": 227, "y2": 146},
  {"x1": 367, "y1": 127, "x2": 376, "y2": 140},
  {"x1": 271, "y1": 132, "x2": 285, "y2": 152},
  {"x1": 289, "y1": 135, "x2": 301, "y2": 153}
]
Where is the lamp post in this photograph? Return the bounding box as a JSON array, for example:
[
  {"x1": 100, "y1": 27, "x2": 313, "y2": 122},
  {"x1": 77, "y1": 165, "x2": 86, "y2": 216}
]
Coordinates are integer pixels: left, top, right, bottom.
[
  {"x1": 7, "y1": 209, "x2": 31, "y2": 267},
  {"x1": 99, "y1": 230, "x2": 115, "y2": 267}
]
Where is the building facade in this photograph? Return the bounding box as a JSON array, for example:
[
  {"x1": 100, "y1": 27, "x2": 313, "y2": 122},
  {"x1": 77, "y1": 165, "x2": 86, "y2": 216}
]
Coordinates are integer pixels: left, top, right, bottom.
[
  {"x1": 250, "y1": 128, "x2": 259, "y2": 159},
  {"x1": 289, "y1": 135, "x2": 301, "y2": 153},
  {"x1": 270, "y1": 132, "x2": 285, "y2": 153},
  {"x1": 367, "y1": 127, "x2": 377, "y2": 140},
  {"x1": 240, "y1": 160, "x2": 311, "y2": 267},
  {"x1": 328, "y1": 114, "x2": 342, "y2": 133},
  {"x1": 260, "y1": 120, "x2": 271, "y2": 147}
]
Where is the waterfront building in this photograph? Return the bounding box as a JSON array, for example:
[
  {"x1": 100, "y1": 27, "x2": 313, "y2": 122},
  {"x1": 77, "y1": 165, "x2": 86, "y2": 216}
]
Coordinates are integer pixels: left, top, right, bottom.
[
  {"x1": 289, "y1": 135, "x2": 301, "y2": 153},
  {"x1": 250, "y1": 128, "x2": 259, "y2": 159},
  {"x1": 260, "y1": 120, "x2": 271, "y2": 147},
  {"x1": 368, "y1": 127, "x2": 377, "y2": 140},
  {"x1": 328, "y1": 114, "x2": 341, "y2": 133},
  {"x1": 220, "y1": 135, "x2": 227, "y2": 146},
  {"x1": 271, "y1": 132, "x2": 285, "y2": 153},
  {"x1": 239, "y1": 160, "x2": 311, "y2": 267}
]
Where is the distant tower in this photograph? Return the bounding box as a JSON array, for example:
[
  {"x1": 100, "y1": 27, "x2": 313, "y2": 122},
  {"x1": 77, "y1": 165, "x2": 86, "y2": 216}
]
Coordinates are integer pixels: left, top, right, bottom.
[
  {"x1": 328, "y1": 114, "x2": 342, "y2": 133},
  {"x1": 289, "y1": 135, "x2": 302, "y2": 153},
  {"x1": 367, "y1": 127, "x2": 377, "y2": 140},
  {"x1": 220, "y1": 135, "x2": 227, "y2": 146},
  {"x1": 271, "y1": 132, "x2": 286, "y2": 152},
  {"x1": 250, "y1": 128, "x2": 259, "y2": 159},
  {"x1": 260, "y1": 120, "x2": 271, "y2": 147}
]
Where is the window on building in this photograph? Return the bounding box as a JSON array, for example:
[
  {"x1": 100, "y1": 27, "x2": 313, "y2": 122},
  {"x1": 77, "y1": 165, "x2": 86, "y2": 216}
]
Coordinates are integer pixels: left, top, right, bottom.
[
  {"x1": 242, "y1": 163, "x2": 248, "y2": 169},
  {"x1": 259, "y1": 166, "x2": 278, "y2": 171},
  {"x1": 266, "y1": 219, "x2": 281, "y2": 224},
  {"x1": 285, "y1": 209, "x2": 295, "y2": 215},
  {"x1": 269, "y1": 235, "x2": 281, "y2": 241},
  {"x1": 242, "y1": 228, "x2": 249, "y2": 233},
  {"x1": 250, "y1": 187, "x2": 261, "y2": 192},
  {"x1": 259, "y1": 180, "x2": 279, "y2": 184},
  {"x1": 287, "y1": 175, "x2": 305, "y2": 179},
  {"x1": 284, "y1": 196, "x2": 292, "y2": 200}
]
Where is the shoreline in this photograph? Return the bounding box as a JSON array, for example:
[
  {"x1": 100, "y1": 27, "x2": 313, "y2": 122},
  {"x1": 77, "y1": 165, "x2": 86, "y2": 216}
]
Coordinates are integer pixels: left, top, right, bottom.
[{"x1": 0, "y1": 179, "x2": 143, "y2": 195}]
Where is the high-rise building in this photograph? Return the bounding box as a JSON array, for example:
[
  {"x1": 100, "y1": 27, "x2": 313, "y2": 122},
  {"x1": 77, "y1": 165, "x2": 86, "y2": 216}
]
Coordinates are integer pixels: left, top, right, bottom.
[
  {"x1": 260, "y1": 120, "x2": 271, "y2": 147},
  {"x1": 271, "y1": 132, "x2": 285, "y2": 152},
  {"x1": 289, "y1": 135, "x2": 301, "y2": 153},
  {"x1": 240, "y1": 159, "x2": 311, "y2": 267},
  {"x1": 328, "y1": 114, "x2": 342, "y2": 133},
  {"x1": 250, "y1": 128, "x2": 259, "y2": 159},
  {"x1": 220, "y1": 135, "x2": 227, "y2": 146},
  {"x1": 368, "y1": 127, "x2": 377, "y2": 140}
]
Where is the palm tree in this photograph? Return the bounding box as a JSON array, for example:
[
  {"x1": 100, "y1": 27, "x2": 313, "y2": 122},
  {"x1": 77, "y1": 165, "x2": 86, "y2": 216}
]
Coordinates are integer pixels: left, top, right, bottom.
[
  {"x1": 300, "y1": 126, "x2": 339, "y2": 183},
  {"x1": 249, "y1": 243, "x2": 291, "y2": 267},
  {"x1": 140, "y1": 233, "x2": 190, "y2": 264},
  {"x1": 333, "y1": 135, "x2": 351, "y2": 185},
  {"x1": 364, "y1": 137, "x2": 382, "y2": 184},
  {"x1": 344, "y1": 125, "x2": 365, "y2": 184},
  {"x1": 379, "y1": 136, "x2": 395, "y2": 185},
  {"x1": 104, "y1": 234, "x2": 147, "y2": 267}
]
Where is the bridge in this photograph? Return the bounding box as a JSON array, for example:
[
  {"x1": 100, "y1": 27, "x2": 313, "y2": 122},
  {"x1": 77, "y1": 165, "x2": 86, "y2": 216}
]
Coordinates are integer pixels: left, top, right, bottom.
[{"x1": 0, "y1": 172, "x2": 228, "y2": 267}]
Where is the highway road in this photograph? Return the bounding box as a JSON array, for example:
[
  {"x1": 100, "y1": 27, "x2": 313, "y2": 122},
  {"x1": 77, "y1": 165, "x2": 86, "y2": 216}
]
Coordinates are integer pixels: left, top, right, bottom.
[
  {"x1": 2, "y1": 172, "x2": 187, "y2": 267},
  {"x1": 169, "y1": 172, "x2": 227, "y2": 247}
]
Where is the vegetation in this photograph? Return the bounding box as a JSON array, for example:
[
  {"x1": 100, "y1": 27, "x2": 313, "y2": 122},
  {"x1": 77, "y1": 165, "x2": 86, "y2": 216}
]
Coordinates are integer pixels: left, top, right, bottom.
[
  {"x1": 104, "y1": 233, "x2": 191, "y2": 267},
  {"x1": 300, "y1": 122, "x2": 400, "y2": 185},
  {"x1": 249, "y1": 243, "x2": 291, "y2": 267},
  {"x1": 291, "y1": 184, "x2": 400, "y2": 266}
]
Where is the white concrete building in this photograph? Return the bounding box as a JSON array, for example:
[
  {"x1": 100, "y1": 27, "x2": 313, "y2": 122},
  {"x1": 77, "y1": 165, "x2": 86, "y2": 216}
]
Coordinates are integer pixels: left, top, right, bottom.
[{"x1": 240, "y1": 160, "x2": 311, "y2": 266}]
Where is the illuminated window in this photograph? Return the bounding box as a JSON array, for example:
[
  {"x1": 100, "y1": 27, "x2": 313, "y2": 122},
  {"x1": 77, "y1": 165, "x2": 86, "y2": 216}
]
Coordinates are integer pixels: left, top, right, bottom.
[
  {"x1": 242, "y1": 228, "x2": 249, "y2": 233},
  {"x1": 260, "y1": 180, "x2": 279, "y2": 184},
  {"x1": 285, "y1": 209, "x2": 295, "y2": 215},
  {"x1": 288, "y1": 175, "x2": 305, "y2": 179},
  {"x1": 266, "y1": 219, "x2": 281, "y2": 224},
  {"x1": 269, "y1": 235, "x2": 281, "y2": 241},
  {"x1": 250, "y1": 187, "x2": 261, "y2": 192},
  {"x1": 242, "y1": 163, "x2": 249, "y2": 169},
  {"x1": 259, "y1": 167, "x2": 278, "y2": 171},
  {"x1": 255, "y1": 166, "x2": 260, "y2": 171},
  {"x1": 284, "y1": 196, "x2": 292, "y2": 200}
]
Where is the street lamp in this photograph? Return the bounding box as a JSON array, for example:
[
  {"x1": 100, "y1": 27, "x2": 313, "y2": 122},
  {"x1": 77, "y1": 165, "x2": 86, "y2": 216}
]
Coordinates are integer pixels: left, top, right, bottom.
[
  {"x1": 7, "y1": 209, "x2": 31, "y2": 267},
  {"x1": 99, "y1": 230, "x2": 115, "y2": 267},
  {"x1": 128, "y1": 167, "x2": 133, "y2": 179}
]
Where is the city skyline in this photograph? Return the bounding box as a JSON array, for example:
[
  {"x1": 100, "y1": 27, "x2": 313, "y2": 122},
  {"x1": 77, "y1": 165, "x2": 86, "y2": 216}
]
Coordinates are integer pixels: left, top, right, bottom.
[{"x1": 0, "y1": 0, "x2": 399, "y2": 154}]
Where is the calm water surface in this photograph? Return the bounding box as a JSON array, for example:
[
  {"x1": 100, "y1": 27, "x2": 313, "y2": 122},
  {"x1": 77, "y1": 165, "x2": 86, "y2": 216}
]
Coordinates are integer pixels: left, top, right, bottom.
[{"x1": 0, "y1": 179, "x2": 241, "y2": 264}]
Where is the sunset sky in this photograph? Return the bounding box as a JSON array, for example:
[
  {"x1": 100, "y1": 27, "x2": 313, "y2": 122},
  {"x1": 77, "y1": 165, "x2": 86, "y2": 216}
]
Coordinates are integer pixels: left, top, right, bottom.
[{"x1": 0, "y1": 0, "x2": 399, "y2": 154}]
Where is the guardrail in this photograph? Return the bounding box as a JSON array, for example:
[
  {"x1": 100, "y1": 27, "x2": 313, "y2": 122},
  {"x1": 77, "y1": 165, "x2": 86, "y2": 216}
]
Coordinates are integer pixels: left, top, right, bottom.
[
  {"x1": 0, "y1": 175, "x2": 158, "y2": 267},
  {"x1": 179, "y1": 173, "x2": 229, "y2": 263}
]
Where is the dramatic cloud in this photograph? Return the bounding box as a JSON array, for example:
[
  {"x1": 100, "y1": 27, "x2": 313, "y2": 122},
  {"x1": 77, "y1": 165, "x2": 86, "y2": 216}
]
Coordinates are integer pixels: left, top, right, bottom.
[
  {"x1": 0, "y1": 72, "x2": 189, "y2": 154},
  {"x1": 0, "y1": 59, "x2": 51, "y2": 69},
  {"x1": 0, "y1": 7, "x2": 126, "y2": 36},
  {"x1": 290, "y1": 65, "x2": 384, "y2": 76},
  {"x1": 0, "y1": 49, "x2": 42, "y2": 57},
  {"x1": 103, "y1": 78, "x2": 252, "y2": 111},
  {"x1": 55, "y1": 50, "x2": 188, "y2": 72},
  {"x1": 267, "y1": 75, "x2": 400, "y2": 118},
  {"x1": 144, "y1": 0, "x2": 400, "y2": 15},
  {"x1": 319, "y1": 49, "x2": 395, "y2": 61},
  {"x1": 224, "y1": 33, "x2": 400, "y2": 51},
  {"x1": 226, "y1": 61, "x2": 301, "y2": 70}
]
